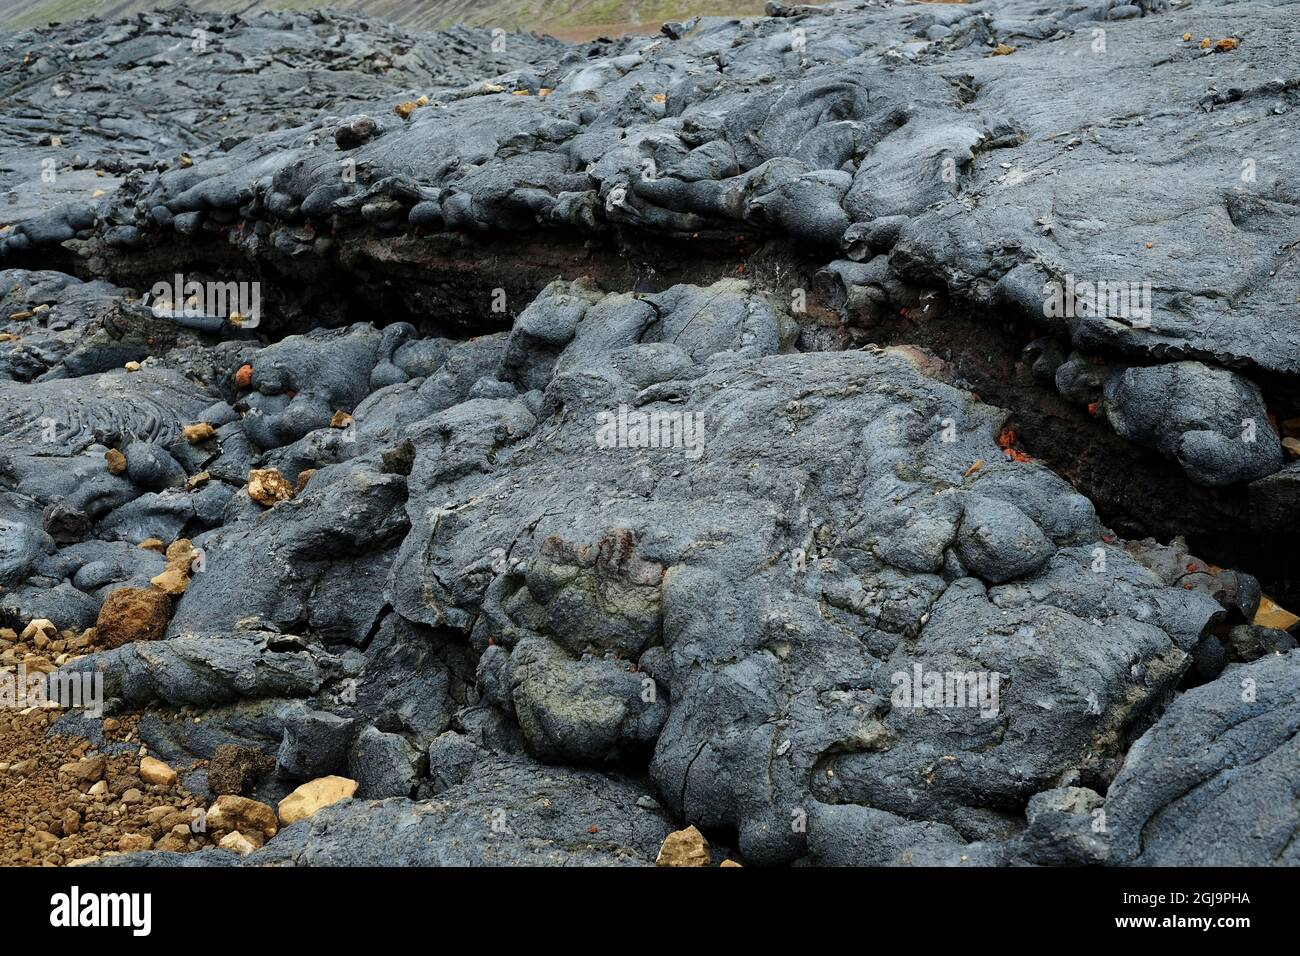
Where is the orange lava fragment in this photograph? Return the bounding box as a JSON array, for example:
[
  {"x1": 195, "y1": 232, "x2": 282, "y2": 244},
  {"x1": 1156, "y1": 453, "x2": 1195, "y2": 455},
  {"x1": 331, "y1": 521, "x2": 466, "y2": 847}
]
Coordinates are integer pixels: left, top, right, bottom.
[{"x1": 997, "y1": 426, "x2": 1032, "y2": 462}]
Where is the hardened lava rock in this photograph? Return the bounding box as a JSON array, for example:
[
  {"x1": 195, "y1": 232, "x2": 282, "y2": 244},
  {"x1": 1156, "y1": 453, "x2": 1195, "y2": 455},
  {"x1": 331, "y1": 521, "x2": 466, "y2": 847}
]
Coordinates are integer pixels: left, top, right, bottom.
[
  {"x1": 30, "y1": 274, "x2": 1270, "y2": 868},
  {"x1": 7, "y1": 0, "x2": 1296, "y2": 492},
  {"x1": 1, "y1": 0, "x2": 1296, "y2": 867}
]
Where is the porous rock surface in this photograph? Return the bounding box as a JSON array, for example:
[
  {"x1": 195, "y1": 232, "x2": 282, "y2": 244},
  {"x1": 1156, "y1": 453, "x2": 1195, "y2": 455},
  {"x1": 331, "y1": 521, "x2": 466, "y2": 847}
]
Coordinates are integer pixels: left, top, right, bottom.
[{"x1": 0, "y1": 0, "x2": 1296, "y2": 867}]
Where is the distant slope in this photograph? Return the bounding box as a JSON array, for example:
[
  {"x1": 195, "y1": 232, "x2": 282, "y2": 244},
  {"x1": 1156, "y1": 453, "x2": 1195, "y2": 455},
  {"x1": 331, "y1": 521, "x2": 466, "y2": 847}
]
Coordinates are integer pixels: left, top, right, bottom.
[{"x1": 0, "y1": 0, "x2": 767, "y2": 34}]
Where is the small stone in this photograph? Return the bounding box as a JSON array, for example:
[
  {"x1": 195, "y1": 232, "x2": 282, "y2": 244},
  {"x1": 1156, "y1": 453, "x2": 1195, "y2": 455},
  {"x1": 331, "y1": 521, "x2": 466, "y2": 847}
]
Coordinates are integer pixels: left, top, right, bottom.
[
  {"x1": 138, "y1": 538, "x2": 165, "y2": 553},
  {"x1": 104, "y1": 448, "x2": 127, "y2": 474},
  {"x1": 120, "y1": 788, "x2": 144, "y2": 804},
  {"x1": 394, "y1": 94, "x2": 428, "y2": 118},
  {"x1": 156, "y1": 810, "x2": 193, "y2": 833},
  {"x1": 144, "y1": 806, "x2": 174, "y2": 825},
  {"x1": 208, "y1": 744, "x2": 275, "y2": 796},
  {"x1": 207, "y1": 795, "x2": 278, "y2": 838},
  {"x1": 720, "y1": 859, "x2": 742, "y2": 867},
  {"x1": 124, "y1": 361, "x2": 141, "y2": 372},
  {"x1": 185, "y1": 470, "x2": 211, "y2": 490},
  {"x1": 234, "y1": 364, "x2": 253, "y2": 389},
  {"x1": 334, "y1": 114, "x2": 378, "y2": 148},
  {"x1": 117, "y1": 833, "x2": 154, "y2": 853},
  {"x1": 1225, "y1": 624, "x2": 1297, "y2": 662},
  {"x1": 150, "y1": 567, "x2": 190, "y2": 595},
  {"x1": 248, "y1": 468, "x2": 294, "y2": 506},
  {"x1": 139, "y1": 756, "x2": 178, "y2": 788},
  {"x1": 294, "y1": 469, "x2": 317, "y2": 494},
  {"x1": 59, "y1": 754, "x2": 107, "y2": 783},
  {"x1": 20, "y1": 618, "x2": 56, "y2": 642},
  {"x1": 165, "y1": 538, "x2": 197, "y2": 571},
  {"x1": 218, "y1": 830, "x2": 259, "y2": 857},
  {"x1": 183, "y1": 422, "x2": 215, "y2": 443},
  {"x1": 1254, "y1": 593, "x2": 1299, "y2": 631},
  {"x1": 330, "y1": 410, "x2": 353, "y2": 429},
  {"x1": 655, "y1": 825, "x2": 711, "y2": 867},
  {"x1": 154, "y1": 827, "x2": 188, "y2": 852},
  {"x1": 94, "y1": 587, "x2": 171, "y2": 649},
  {"x1": 88, "y1": 780, "x2": 108, "y2": 796},
  {"x1": 278, "y1": 776, "x2": 358, "y2": 826}
]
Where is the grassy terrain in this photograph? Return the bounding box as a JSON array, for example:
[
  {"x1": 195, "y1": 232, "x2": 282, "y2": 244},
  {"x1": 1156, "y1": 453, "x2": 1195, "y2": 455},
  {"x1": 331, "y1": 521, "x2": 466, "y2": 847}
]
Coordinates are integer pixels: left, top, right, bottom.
[{"x1": 0, "y1": 0, "x2": 769, "y2": 33}]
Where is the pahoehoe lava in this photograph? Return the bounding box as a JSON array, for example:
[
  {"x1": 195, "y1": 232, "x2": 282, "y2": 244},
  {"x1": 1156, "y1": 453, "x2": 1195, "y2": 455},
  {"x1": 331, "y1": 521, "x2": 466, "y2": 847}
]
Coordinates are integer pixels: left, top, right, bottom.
[{"x1": 0, "y1": 0, "x2": 1298, "y2": 868}]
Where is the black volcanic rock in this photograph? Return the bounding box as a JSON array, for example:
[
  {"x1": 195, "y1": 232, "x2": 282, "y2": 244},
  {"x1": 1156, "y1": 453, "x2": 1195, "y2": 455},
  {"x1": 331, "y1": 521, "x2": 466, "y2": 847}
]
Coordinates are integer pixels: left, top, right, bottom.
[{"x1": 1, "y1": 0, "x2": 1296, "y2": 868}]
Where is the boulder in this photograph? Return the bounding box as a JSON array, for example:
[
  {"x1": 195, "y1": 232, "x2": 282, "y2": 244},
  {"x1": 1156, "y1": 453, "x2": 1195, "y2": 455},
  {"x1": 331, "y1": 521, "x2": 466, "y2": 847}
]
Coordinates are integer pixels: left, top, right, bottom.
[
  {"x1": 94, "y1": 588, "x2": 170, "y2": 649},
  {"x1": 278, "y1": 776, "x2": 358, "y2": 826},
  {"x1": 207, "y1": 795, "x2": 279, "y2": 839}
]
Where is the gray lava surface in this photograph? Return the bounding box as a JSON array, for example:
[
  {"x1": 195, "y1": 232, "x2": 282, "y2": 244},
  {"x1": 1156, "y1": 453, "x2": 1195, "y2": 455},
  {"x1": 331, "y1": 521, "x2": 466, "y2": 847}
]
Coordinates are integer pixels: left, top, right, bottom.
[{"x1": 2, "y1": 0, "x2": 1298, "y2": 867}]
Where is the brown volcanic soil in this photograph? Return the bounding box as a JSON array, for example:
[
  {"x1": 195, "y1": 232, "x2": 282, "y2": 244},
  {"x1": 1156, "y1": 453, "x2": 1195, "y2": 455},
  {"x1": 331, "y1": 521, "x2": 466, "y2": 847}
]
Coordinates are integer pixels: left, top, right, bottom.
[{"x1": 0, "y1": 710, "x2": 213, "y2": 866}]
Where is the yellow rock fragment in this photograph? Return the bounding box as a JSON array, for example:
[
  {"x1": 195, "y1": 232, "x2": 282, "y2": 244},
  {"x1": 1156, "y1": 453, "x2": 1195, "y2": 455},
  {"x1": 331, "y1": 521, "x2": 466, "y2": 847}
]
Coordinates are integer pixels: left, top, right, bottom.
[
  {"x1": 183, "y1": 422, "x2": 215, "y2": 443},
  {"x1": 394, "y1": 94, "x2": 429, "y2": 118},
  {"x1": 1254, "y1": 594, "x2": 1299, "y2": 632}
]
